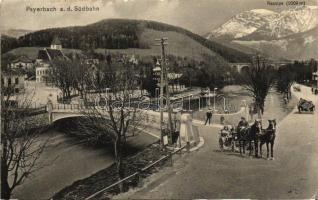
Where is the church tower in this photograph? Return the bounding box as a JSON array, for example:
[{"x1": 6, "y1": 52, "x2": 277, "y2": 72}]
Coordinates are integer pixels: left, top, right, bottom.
[{"x1": 50, "y1": 36, "x2": 62, "y2": 50}]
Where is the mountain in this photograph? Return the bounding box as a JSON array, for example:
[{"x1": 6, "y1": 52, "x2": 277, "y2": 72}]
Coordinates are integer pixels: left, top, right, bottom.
[
  {"x1": 1, "y1": 19, "x2": 252, "y2": 63},
  {"x1": 1, "y1": 35, "x2": 18, "y2": 54},
  {"x1": 207, "y1": 9, "x2": 278, "y2": 40},
  {"x1": 234, "y1": 26, "x2": 318, "y2": 60},
  {"x1": 0, "y1": 29, "x2": 33, "y2": 38},
  {"x1": 240, "y1": 6, "x2": 318, "y2": 40},
  {"x1": 207, "y1": 6, "x2": 318, "y2": 60}
]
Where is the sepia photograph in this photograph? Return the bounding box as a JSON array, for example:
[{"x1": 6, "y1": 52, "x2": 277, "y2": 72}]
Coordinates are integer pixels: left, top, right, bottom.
[{"x1": 1, "y1": 0, "x2": 318, "y2": 199}]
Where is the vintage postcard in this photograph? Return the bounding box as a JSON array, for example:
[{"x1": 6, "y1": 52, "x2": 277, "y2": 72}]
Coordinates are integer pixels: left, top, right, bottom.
[{"x1": 1, "y1": 0, "x2": 318, "y2": 199}]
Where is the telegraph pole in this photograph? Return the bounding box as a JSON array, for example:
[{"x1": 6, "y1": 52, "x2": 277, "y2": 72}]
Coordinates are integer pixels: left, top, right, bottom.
[{"x1": 155, "y1": 37, "x2": 173, "y2": 146}]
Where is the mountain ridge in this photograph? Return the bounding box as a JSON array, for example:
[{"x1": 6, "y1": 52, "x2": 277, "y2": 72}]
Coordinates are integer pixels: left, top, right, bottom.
[
  {"x1": 206, "y1": 6, "x2": 318, "y2": 59},
  {"x1": 1, "y1": 18, "x2": 253, "y2": 63}
]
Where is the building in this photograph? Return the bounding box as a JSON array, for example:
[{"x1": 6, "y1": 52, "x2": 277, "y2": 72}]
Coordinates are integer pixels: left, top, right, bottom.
[
  {"x1": 129, "y1": 54, "x2": 139, "y2": 65},
  {"x1": 35, "y1": 37, "x2": 68, "y2": 83},
  {"x1": 152, "y1": 62, "x2": 184, "y2": 92},
  {"x1": 36, "y1": 65, "x2": 52, "y2": 83},
  {"x1": 9, "y1": 56, "x2": 34, "y2": 70},
  {"x1": 50, "y1": 36, "x2": 62, "y2": 50},
  {"x1": 1, "y1": 69, "x2": 25, "y2": 94}
]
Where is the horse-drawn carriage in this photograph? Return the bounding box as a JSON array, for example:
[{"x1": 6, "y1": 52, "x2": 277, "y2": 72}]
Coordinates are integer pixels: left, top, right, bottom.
[
  {"x1": 218, "y1": 125, "x2": 253, "y2": 153},
  {"x1": 218, "y1": 125, "x2": 238, "y2": 151},
  {"x1": 297, "y1": 98, "x2": 315, "y2": 113},
  {"x1": 218, "y1": 119, "x2": 277, "y2": 159}
]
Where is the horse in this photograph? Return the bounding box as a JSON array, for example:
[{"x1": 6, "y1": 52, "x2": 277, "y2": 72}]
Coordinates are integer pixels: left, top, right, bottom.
[
  {"x1": 259, "y1": 119, "x2": 277, "y2": 160},
  {"x1": 237, "y1": 120, "x2": 262, "y2": 157}
]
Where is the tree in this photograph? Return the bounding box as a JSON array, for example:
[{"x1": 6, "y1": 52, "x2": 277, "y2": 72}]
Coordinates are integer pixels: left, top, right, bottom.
[
  {"x1": 141, "y1": 63, "x2": 157, "y2": 97},
  {"x1": 77, "y1": 63, "x2": 144, "y2": 192},
  {"x1": 72, "y1": 60, "x2": 91, "y2": 100},
  {"x1": 51, "y1": 58, "x2": 76, "y2": 100},
  {"x1": 276, "y1": 66, "x2": 295, "y2": 100},
  {"x1": 1, "y1": 85, "x2": 48, "y2": 199},
  {"x1": 240, "y1": 56, "x2": 276, "y2": 118}
]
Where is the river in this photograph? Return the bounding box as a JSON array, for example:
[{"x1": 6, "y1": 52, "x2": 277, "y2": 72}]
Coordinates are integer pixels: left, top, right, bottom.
[{"x1": 12, "y1": 119, "x2": 157, "y2": 200}]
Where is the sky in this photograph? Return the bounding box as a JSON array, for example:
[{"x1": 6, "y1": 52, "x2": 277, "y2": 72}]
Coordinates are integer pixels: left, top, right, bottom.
[{"x1": 0, "y1": 0, "x2": 317, "y2": 35}]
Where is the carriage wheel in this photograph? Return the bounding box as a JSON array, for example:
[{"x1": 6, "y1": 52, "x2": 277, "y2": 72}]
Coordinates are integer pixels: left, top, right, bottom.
[
  {"x1": 231, "y1": 141, "x2": 235, "y2": 152},
  {"x1": 219, "y1": 138, "x2": 224, "y2": 151}
]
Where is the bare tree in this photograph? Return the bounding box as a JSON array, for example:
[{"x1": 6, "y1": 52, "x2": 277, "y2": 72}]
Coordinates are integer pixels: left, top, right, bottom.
[
  {"x1": 240, "y1": 56, "x2": 276, "y2": 119},
  {"x1": 72, "y1": 60, "x2": 92, "y2": 101},
  {"x1": 1, "y1": 86, "x2": 48, "y2": 199},
  {"x1": 51, "y1": 58, "x2": 76, "y2": 100},
  {"x1": 276, "y1": 65, "x2": 295, "y2": 100},
  {"x1": 75, "y1": 63, "x2": 144, "y2": 192}
]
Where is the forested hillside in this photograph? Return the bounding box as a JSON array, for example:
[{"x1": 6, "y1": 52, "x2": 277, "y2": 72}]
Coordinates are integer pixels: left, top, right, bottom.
[{"x1": 1, "y1": 19, "x2": 252, "y2": 63}]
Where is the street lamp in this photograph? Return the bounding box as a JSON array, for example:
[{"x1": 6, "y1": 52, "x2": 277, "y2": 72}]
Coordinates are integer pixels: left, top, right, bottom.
[
  {"x1": 213, "y1": 87, "x2": 218, "y2": 111},
  {"x1": 129, "y1": 94, "x2": 133, "y2": 109},
  {"x1": 198, "y1": 95, "x2": 201, "y2": 111},
  {"x1": 155, "y1": 88, "x2": 159, "y2": 110},
  {"x1": 188, "y1": 94, "x2": 192, "y2": 111},
  {"x1": 105, "y1": 88, "x2": 110, "y2": 110},
  {"x1": 218, "y1": 94, "x2": 226, "y2": 112}
]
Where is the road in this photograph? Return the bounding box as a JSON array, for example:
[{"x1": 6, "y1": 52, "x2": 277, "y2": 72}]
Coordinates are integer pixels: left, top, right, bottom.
[{"x1": 122, "y1": 84, "x2": 318, "y2": 199}]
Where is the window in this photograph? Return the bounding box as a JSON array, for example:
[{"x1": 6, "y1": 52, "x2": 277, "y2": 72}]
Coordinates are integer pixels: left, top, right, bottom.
[
  {"x1": 8, "y1": 78, "x2": 11, "y2": 85},
  {"x1": 1, "y1": 78, "x2": 4, "y2": 85},
  {"x1": 15, "y1": 88, "x2": 19, "y2": 93},
  {"x1": 15, "y1": 77, "x2": 19, "y2": 84}
]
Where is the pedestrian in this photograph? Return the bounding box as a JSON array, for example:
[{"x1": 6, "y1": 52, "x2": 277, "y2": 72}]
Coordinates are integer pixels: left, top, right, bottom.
[{"x1": 205, "y1": 108, "x2": 212, "y2": 125}]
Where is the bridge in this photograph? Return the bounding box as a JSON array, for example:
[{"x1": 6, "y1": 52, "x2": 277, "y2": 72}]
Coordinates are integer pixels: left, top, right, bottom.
[
  {"x1": 47, "y1": 102, "x2": 178, "y2": 126},
  {"x1": 229, "y1": 61, "x2": 293, "y2": 73}
]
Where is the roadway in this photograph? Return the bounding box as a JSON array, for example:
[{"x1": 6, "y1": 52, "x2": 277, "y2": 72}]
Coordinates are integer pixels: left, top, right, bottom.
[{"x1": 119, "y1": 84, "x2": 318, "y2": 199}]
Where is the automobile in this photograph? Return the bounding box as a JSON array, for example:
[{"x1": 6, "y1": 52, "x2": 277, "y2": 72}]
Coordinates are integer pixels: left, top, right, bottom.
[
  {"x1": 293, "y1": 85, "x2": 301, "y2": 92},
  {"x1": 297, "y1": 98, "x2": 315, "y2": 113}
]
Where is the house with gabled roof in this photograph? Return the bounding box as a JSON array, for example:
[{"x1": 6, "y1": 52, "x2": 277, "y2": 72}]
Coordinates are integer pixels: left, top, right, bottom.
[
  {"x1": 35, "y1": 36, "x2": 69, "y2": 83},
  {"x1": 9, "y1": 55, "x2": 34, "y2": 70}
]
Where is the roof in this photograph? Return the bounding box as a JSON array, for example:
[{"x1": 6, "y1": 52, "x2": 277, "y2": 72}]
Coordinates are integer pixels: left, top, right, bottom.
[
  {"x1": 38, "y1": 48, "x2": 67, "y2": 61},
  {"x1": 51, "y1": 36, "x2": 62, "y2": 45},
  {"x1": 153, "y1": 66, "x2": 161, "y2": 72},
  {"x1": 11, "y1": 56, "x2": 33, "y2": 64}
]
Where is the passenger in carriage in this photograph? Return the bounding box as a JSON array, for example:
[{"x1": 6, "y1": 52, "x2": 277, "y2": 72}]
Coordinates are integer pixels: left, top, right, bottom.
[{"x1": 237, "y1": 117, "x2": 249, "y2": 132}]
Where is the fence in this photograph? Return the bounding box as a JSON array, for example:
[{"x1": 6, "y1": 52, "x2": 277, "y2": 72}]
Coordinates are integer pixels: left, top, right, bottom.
[{"x1": 85, "y1": 145, "x2": 187, "y2": 200}]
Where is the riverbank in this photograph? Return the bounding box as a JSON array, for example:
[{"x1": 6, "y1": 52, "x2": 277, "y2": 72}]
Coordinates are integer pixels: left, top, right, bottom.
[
  {"x1": 12, "y1": 118, "x2": 157, "y2": 200},
  {"x1": 52, "y1": 142, "x2": 173, "y2": 200}
]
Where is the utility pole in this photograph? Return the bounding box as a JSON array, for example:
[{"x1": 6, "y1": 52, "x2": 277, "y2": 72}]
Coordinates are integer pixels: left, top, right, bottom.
[{"x1": 155, "y1": 37, "x2": 173, "y2": 146}]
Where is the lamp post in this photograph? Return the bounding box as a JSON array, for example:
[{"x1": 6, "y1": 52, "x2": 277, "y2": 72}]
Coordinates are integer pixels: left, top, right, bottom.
[
  {"x1": 105, "y1": 88, "x2": 110, "y2": 110},
  {"x1": 155, "y1": 88, "x2": 159, "y2": 110},
  {"x1": 218, "y1": 94, "x2": 226, "y2": 112},
  {"x1": 129, "y1": 94, "x2": 132, "y2": 109},
  {"x1": 213, "y1": 87, "x2": 218, "y2": 111},
  {"x1": 188, "y1": 94, "x2": 192, "y2": 111}
]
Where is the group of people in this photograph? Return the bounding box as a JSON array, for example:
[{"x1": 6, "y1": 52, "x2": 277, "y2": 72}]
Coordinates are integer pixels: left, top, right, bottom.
[{"x1": 219, "y1": 117, "x2": 249, "y2": 138}]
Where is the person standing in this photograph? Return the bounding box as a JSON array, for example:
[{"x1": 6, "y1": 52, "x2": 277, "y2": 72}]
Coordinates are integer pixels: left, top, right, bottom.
[{"x1": 205, "y1": 108, "x2": 212, "y2": 125}]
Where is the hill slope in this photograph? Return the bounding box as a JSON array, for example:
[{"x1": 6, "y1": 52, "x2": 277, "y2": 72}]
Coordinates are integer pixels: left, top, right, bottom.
[{"x1": 2, "y1": 19, "x2": 252, "y2": 63}]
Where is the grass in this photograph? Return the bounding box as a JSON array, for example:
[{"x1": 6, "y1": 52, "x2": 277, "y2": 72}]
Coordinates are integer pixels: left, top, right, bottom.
[
  {"x1": 5, "y1": 47, "x2": 83, "y2": 60},
  {"x1": 96, "y1": 29, "x2": 228, "y2": 64}
]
